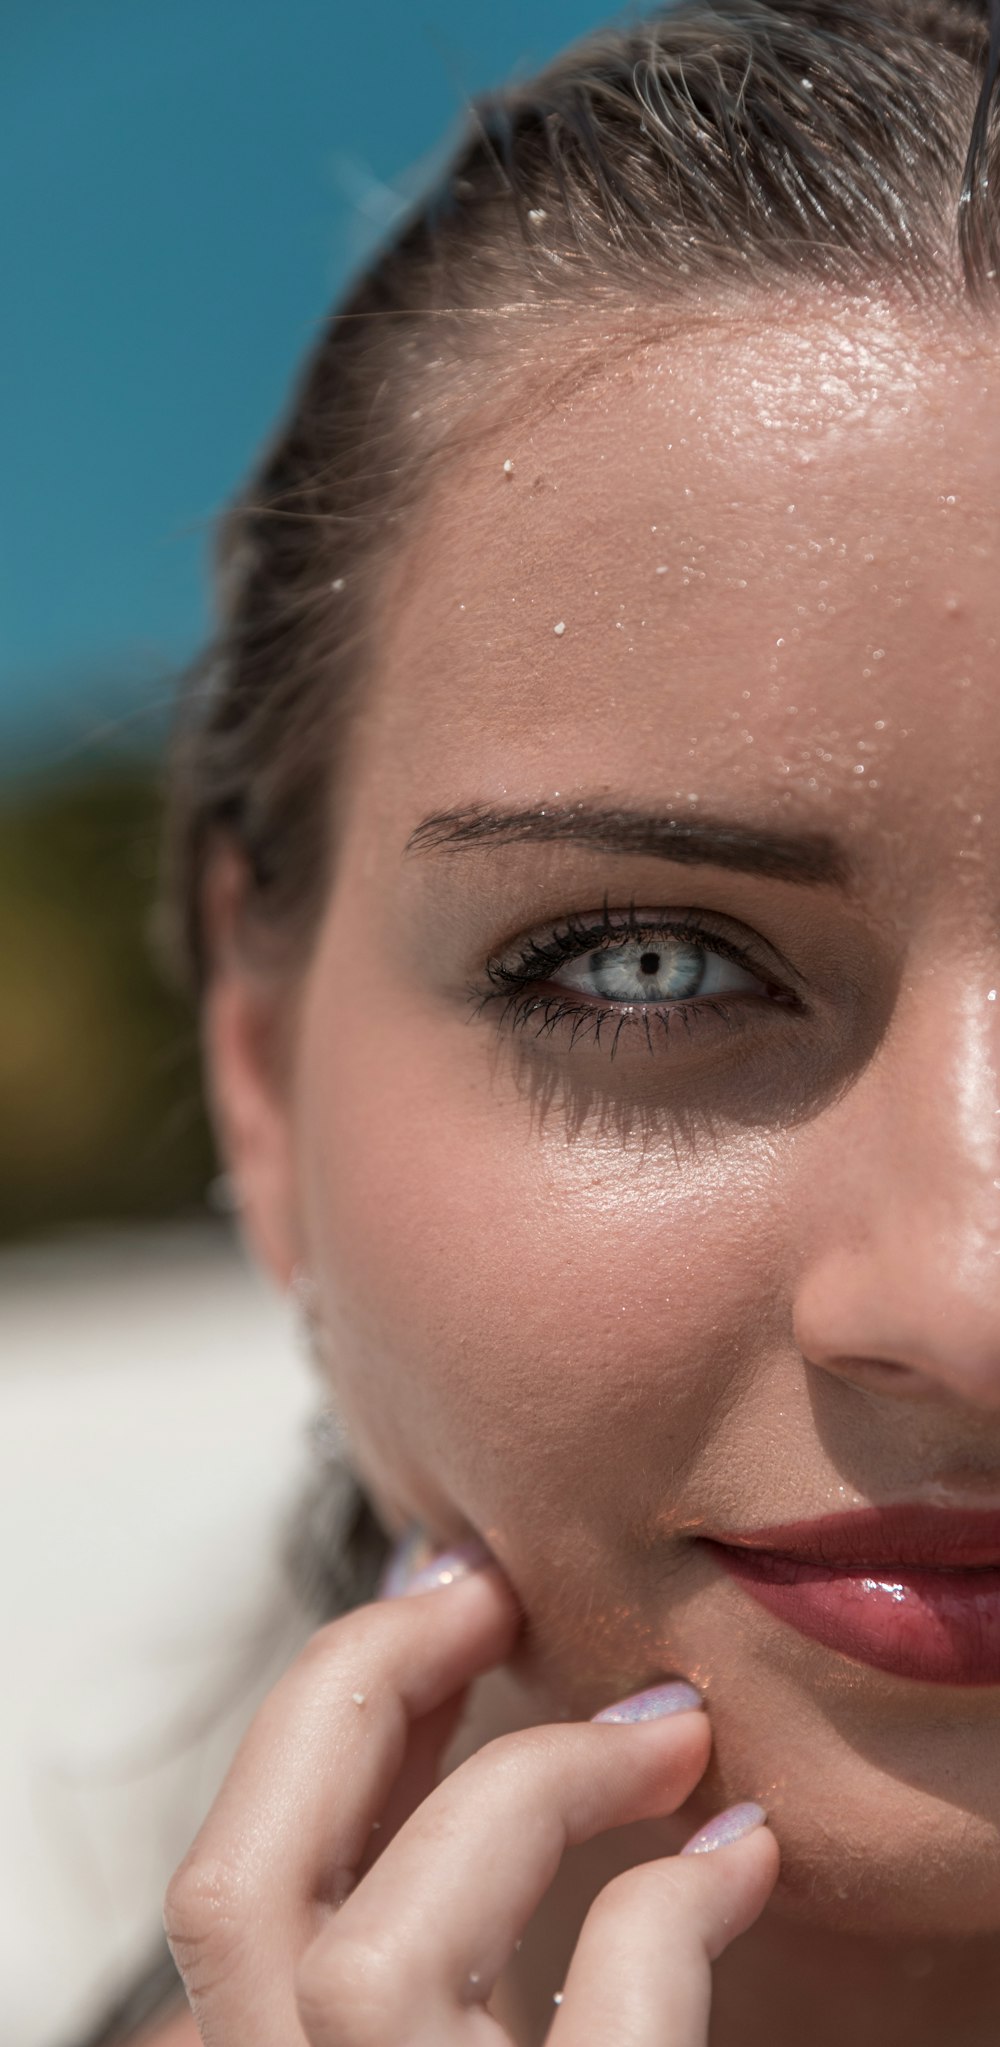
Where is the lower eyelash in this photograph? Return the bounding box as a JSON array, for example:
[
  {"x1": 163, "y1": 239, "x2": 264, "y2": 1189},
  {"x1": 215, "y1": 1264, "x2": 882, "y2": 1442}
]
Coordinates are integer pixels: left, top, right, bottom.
[{"x1": 471, "y1": 987, "x2": 756, "y2": 1060}]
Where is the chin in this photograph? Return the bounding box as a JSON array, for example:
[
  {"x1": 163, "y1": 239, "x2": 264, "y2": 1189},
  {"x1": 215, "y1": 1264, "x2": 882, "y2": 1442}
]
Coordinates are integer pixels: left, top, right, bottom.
[
  {"x1": 759, "y1": 1805, "x2": 1000, "y2": 1940},
  {"x1": 687, "y1": 1603, "x2": 1000, "y2": 1939}
]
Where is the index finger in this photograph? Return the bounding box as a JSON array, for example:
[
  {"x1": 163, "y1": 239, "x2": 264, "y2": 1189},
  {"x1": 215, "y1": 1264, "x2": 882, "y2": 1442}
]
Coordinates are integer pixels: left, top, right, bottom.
[{"x1": 164, "y1": 1559, "x2": 518, "y2": 2047}]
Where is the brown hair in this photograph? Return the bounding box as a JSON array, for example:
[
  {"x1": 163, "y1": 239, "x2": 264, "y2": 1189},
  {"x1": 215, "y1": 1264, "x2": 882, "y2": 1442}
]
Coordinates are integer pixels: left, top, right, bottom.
[{"x1": 166, "y1": 0, "x2": 999, "y2": 992}]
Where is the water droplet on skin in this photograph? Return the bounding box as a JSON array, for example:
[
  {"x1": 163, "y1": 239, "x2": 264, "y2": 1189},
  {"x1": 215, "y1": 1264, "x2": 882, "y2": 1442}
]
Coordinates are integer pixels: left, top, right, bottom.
[
  {"x1": 553, "y1": 620, "x2": 566, "y2": 636},
  {"x1": 989, "y1": 990, "x2": 997, "y2": 1003},
  {"x1": 331, "y1": 577, "x2": 345, "y2": 592},
  {"x1": 655, "y1": 564, "x2": 669, "y2": 574},
  {"x1": 502, "y1": 458, "x2": 514, "y2": 476}
]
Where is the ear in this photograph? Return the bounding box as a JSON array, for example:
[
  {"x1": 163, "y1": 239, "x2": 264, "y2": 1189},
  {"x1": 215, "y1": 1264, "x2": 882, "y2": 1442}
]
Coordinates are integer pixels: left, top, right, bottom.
[{"x1": 199, "y1": 842, "x2": 302, "y2": 1291}]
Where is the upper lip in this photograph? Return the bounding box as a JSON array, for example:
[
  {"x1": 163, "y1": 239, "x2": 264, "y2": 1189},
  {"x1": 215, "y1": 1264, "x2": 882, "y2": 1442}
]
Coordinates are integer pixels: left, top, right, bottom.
[{"x1": 705, "y1": 1505, "x2": 1000, "y2": 1571}]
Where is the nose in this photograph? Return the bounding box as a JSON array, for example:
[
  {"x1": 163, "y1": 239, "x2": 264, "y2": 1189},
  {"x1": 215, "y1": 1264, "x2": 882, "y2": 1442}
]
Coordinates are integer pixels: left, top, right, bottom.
[{"x1": 793, "y1": 975, "x2": 1000, "y2": 1410}]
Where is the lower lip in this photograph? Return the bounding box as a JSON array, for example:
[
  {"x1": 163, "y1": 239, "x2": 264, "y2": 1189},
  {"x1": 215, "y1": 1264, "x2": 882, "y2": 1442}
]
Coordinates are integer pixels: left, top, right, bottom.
[{"x1": 707, "y1": 1542, "x2": 1000, "y2": 1684}]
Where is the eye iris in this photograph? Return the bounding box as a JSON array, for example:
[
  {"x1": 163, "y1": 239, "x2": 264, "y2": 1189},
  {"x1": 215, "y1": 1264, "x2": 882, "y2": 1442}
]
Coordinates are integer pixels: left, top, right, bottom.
[{"x1": 587, "y1": 939, "x2": 705, "y2": 1002}]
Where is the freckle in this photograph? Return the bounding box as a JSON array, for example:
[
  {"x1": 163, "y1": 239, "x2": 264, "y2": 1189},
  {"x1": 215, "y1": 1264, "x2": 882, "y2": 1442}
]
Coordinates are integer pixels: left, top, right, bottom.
[{"x1": 553, "y1": 620, "x2": 566, "y2": 636}]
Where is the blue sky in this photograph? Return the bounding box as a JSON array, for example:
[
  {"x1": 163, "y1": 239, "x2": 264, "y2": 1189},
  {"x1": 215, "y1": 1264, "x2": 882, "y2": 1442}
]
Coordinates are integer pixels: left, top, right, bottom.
[{"x1": 2, "y1": 0, "x2": 649, "y2": 771}]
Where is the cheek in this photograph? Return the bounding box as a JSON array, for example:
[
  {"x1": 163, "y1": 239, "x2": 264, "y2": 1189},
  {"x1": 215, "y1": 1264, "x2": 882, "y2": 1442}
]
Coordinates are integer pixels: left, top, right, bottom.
[{"x1": 293, "y1": 978, "x2": 791, "y2": 1558}]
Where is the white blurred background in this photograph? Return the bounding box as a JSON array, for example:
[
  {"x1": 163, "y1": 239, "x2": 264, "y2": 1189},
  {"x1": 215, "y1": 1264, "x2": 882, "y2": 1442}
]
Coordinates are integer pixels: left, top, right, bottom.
[{"x1": 2, "y1": 1225, "x2": 314, "y2": 2046}]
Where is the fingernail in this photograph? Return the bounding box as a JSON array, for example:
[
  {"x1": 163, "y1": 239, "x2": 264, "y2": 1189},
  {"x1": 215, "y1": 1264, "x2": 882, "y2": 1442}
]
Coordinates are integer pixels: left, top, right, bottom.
[
  {"x1": 680, "y1": 1801, "x2": 767, "y2": 1855},
  {"x1": 403, "y1": 1537, "x2": 495, "y2": 1595},
  {"x1": 376, "y1": 1526, "x2": 435, "y2": 1600},
  {"x1": 377, "y1": 1525, "x2": 495, "y2": 1599},
  {"x1": 590, "y1": 1680, "x2": 704, "y2": 1723}
]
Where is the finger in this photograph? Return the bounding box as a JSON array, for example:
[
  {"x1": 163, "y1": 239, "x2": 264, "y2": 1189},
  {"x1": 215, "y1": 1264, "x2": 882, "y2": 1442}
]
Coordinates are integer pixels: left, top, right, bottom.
[
  {"x1": 164, "y1": 1564, "x2": 519, "y2": 2047},
  {"x1": 548, "y1": 1810, "x2": 779, "y2": 2045},
  {"x1": 295, "y1": 1699, "x2": 712, "y2": 2043}
]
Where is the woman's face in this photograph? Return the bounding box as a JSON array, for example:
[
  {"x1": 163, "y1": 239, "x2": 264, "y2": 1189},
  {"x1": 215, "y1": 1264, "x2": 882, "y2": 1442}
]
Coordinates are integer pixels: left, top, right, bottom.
[{"x1": 217, "y1": 296, "x2": 1000, "y2": 1937}]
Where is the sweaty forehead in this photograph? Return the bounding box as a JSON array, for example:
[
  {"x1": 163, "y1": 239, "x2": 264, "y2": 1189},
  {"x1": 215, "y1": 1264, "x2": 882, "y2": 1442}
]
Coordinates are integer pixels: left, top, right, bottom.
[{"x1": 360, "y1": 304, "x2": 1000, "y2": 842}]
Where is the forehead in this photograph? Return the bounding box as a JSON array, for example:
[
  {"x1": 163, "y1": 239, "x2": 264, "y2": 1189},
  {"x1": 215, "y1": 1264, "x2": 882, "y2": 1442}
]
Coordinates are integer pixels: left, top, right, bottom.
[{"x1": 355, "y1": 304, "x2": 1000, "y2": 863}]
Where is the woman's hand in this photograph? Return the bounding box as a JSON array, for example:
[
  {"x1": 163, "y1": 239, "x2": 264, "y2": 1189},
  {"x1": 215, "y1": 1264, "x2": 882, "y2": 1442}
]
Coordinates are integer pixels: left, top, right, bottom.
[{"x1": 164, "y1": 1550, "x2": 779, "y2": 2044}]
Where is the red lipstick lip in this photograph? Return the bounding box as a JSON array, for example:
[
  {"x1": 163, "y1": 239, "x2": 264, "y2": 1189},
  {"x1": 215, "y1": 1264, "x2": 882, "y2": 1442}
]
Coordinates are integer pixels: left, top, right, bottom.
[
  {"x1": 701, "y1": 1508, "x2": 1000, "y2": 1685},
  {"x1": 706, "y1": 1505, "x2": 1000, "y2": 1570}
]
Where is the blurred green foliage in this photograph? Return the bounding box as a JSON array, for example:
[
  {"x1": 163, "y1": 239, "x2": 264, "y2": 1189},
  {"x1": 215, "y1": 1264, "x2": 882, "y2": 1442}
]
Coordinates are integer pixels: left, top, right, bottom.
[{"x1": 0, "y1": 767, "x2": 216, "y2": 1241}]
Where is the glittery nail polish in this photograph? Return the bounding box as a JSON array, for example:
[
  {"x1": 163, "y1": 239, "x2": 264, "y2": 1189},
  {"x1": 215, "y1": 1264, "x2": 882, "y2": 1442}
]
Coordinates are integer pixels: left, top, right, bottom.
[
  {"x1": 680, "y1": 1801, "x2": 767, "y2": 1855},
  {"x1": 402, "y1": 1536, "x2": 494, "y2": 1594},
  {"x1": 590, "y1": 1679, "x2": 704, "y2": 1723},
  {"x1": 377, "y1": 1525, "x2": 494, "y2": 1598},
  {"x1": 376, "y1": 1524, "x2": 436, "y2": 1599}
]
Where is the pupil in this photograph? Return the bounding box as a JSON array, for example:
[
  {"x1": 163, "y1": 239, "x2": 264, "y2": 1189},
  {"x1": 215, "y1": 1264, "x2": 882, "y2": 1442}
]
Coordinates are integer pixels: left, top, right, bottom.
[{"x1": 639, "y1": 951, "x2": 660, "y2": 976}]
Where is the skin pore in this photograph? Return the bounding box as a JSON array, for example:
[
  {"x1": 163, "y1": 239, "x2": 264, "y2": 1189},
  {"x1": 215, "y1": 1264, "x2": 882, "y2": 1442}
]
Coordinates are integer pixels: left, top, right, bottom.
[{"x1": 208, "y1": 292, "x2": 1000, "y2": 2046}]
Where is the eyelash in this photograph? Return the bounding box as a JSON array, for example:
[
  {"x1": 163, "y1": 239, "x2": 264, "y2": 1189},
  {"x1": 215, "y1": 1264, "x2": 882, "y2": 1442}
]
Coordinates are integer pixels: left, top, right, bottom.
[{"x1": 473, "y1": 902, "x2": 800, "y2": 1060}]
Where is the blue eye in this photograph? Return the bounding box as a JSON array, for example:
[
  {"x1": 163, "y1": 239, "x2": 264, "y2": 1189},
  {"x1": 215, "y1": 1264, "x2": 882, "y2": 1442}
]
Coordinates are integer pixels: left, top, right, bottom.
[
  {"x1": 474, "y1": 904, "x2": 799, "y2": 1059},
  {"x1": 550, "y1": 936, "x2": 768, "y2": 1006}
]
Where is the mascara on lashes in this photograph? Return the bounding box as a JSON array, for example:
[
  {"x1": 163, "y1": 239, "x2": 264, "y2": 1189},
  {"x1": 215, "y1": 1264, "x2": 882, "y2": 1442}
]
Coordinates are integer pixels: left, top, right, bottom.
[{"x1": 470, "y1": 903, "x2": 804, "y2": 1060}]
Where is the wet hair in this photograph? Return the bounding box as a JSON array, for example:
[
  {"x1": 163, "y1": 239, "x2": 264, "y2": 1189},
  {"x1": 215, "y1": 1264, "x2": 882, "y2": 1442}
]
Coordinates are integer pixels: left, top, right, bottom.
[{"x1": 74, "y1": 3, "x2": 1000, "y2": 2041}]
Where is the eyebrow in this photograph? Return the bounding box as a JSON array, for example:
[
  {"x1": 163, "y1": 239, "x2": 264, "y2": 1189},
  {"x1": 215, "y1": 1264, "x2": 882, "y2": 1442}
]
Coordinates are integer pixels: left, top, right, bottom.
[{"x1": 405, "y1": 802, "x2": 852, "y2": 889}]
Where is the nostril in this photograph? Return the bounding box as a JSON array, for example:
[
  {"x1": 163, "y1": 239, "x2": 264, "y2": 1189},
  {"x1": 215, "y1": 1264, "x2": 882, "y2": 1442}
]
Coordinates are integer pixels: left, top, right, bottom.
[{"x1": 811, "y1": 1353, "x2": 931, "y2": 1396}]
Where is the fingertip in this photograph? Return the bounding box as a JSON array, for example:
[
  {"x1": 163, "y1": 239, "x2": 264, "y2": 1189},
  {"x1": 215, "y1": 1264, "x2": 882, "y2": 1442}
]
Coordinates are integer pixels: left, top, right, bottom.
[{"x1": 678, "y1": 1807, "x2": 780, "y2": 1956}]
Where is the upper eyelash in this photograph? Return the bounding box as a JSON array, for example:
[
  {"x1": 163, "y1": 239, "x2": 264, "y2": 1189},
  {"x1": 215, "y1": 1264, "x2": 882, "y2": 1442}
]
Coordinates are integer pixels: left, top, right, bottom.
[
  {"x1": 468, "y1": 901, "x2": 802, "y2": 1060},
  {"x1": 483, "y1": 900, "x2": 788, "y2": 999}
]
